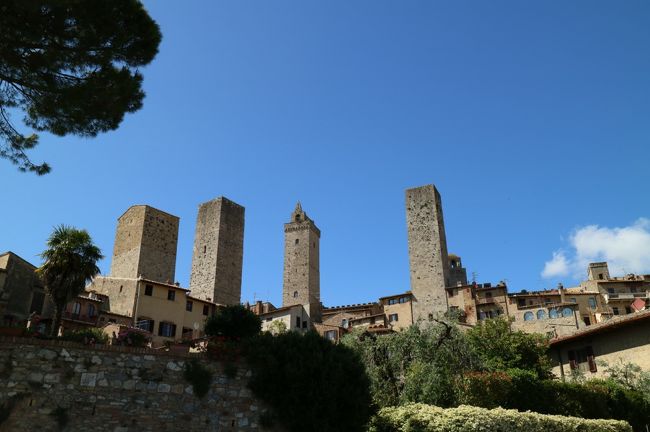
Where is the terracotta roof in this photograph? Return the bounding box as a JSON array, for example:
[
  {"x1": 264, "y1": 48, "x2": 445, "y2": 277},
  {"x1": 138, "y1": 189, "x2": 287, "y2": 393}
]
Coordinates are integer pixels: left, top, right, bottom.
[
  {"x1": 259, "y1": 304, "x2": 303, "y2": 317},
  {"x1": 378, "y1": 291, "x2": 412, "y2": 300},
  {"x1": 550, "y1": 309, "x2": 650, "y2": 346}
]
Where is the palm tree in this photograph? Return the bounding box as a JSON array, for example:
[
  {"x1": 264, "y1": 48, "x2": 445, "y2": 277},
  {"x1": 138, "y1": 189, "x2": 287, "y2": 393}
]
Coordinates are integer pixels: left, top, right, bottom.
[{"x1": 37, "y1": 225, "x2": 103, "y2": 337}]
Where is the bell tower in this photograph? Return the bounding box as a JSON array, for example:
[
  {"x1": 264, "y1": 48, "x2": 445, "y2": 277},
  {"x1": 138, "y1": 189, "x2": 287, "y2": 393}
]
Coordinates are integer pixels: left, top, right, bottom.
[{"x1": 282, "y1": 202, "x2": 321, "y2": 319}]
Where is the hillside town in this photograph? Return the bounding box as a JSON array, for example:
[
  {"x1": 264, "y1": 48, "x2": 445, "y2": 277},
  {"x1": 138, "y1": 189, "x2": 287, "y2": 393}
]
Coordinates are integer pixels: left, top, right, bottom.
[{"x1": 2, "y1": 184, "x2": 649, "y2": 381}]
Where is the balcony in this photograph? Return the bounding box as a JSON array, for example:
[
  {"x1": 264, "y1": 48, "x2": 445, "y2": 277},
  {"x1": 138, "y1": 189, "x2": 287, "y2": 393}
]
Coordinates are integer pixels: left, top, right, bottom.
[
  {"x1": 62, "y1": 311, "x2": 98, "y2": 324},
  {"x1": 604, "y1": 292, "x2": 649, "y2": 302},
  {"x1": 475, "y1": 297, "x2": 496, "y2": 305}
]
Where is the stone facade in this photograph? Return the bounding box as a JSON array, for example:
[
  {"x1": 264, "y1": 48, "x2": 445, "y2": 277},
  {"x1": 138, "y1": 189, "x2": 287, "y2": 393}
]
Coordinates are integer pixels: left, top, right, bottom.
[
  {"x1": 282, "y1": 203, "x2": 320, "y2": 320},
  {"x1": 0, "y1": 251, "x2": 44, "y2": 324},
  {"x1": 110, "y1": 206, "x2": 179, "y2": 284},
  {"x1": 189, "y1": 197, "x2": 245, "y2": 305},
  {"x1": 405, "y1": 185, "x2": 450, "y2": 322},
  {"x1": 0, "y1": 337, "x2": 269, "y2": 432}
]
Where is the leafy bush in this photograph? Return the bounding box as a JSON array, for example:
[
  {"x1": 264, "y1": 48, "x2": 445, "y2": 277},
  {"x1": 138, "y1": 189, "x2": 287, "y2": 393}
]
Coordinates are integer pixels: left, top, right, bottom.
[
  {"x1": 115, "y1": 327, "x2": 150, "y2": 347},
  {"x1": 204, "y1": 305, "x2": 261, "y2": 340},
  {"x1": 244, "y1": 331, "x2": 373, "y2": 432},
  {"x1": 59, "y1": 328, "x2": 108, "y2": 345},
  {"x1": 369, "y1": 403, "x2": 632, "y2": 432},
  {"x1": 183, "y1": 359, "x2": 212, "y2": 398}
]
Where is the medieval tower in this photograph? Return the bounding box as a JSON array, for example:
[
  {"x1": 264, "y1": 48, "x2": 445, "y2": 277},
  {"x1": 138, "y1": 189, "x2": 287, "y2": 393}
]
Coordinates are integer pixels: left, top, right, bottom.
[
  {"x1": 189, "y1": 197, "x2": 245, "y2": 305},
  {"x1": 405, "y1": 184, "x2": 451, "y2": 321},
  {"x1": 110, "y1": 205, "x2": 179, "y2": 283},
  {"x1": 282, "y1": 202, "x2": 321, "y2": 318}
]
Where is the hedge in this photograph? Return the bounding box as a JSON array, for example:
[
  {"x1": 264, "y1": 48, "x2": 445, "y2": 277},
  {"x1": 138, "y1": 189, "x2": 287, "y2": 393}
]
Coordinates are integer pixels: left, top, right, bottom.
[{"x1": 369, "y1": 403, "x2": 632, "y2": 432}]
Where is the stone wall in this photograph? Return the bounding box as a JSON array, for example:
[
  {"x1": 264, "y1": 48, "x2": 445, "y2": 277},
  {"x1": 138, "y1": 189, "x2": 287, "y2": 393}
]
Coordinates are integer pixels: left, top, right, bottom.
[
  {"x1": 189, "y1": 197, "x2": 245, "y2": 305},
  {"x1": 0, "y1": 337, "x2": 269, "y2": 432}
]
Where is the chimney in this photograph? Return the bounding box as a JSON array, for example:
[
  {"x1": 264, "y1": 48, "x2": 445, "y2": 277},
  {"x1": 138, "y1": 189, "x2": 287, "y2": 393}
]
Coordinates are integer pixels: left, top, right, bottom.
[
  {"x1": 256, "y1": 300, "x2": 263, "y2": 315},
  {"x1": 558, "y1": 283, "x2": 565, "y2": 303}
]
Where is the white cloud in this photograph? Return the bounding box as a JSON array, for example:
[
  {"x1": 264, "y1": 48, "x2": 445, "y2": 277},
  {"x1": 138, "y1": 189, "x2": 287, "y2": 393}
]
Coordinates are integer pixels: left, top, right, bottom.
[
  {"x1": 541, "y1": 251, "x2": 570, "y2": 278},
  {"x1": 542, "y1": 218, "x2": 650, "y2": 279}
]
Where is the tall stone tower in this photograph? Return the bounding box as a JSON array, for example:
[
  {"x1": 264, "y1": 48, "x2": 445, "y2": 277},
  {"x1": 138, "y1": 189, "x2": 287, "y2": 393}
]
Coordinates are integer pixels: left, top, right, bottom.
[
  {"x1": 282, "y1": 203, "x2": 320, "y2": 317},
  {"x1": 110, "y1": 205, "x2": 179, "y2": 283},
  {"x1": 405, "y1": 185, "x2": 451, "y2": 321},
  {"x1": 189, "y1": 197, "x2": 245, "y2": 305}
]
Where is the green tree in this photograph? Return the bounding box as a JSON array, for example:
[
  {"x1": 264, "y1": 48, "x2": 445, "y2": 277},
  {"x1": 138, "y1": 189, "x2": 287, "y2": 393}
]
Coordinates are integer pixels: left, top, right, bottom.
[
  {"x1": 0, "y1": 0, "x2": 161, "y2": 174},
  {"x1": 204, "y1": 305, "x2": 261, "y2": 340},
  {"x1": 37, "y1": 225, "x2": 102, "y2": 337},
  {"x1": 465, "y1": 317, "x2": 552, "y2": 378}
]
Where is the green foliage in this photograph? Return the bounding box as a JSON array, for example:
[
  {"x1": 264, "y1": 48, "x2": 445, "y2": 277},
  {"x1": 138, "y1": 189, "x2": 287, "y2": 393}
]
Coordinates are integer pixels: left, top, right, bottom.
[
  {"x1": 266, "y1": 319, "x2": 287, "y2": 335},
  {"x1": 204, "y1": 305, "x2": 261, "y2": 340},
  {"x1": 0, "y1": 0, "x2": 161, "y2": 174},
  {"x1": 183, "y1": 359, "x2": 212, "y2": 399},
  {"x1": 465, "y1": 317, "x2": 552, "y2": 378},
  {"x1": 369, "y1": 403, "x2": 632, "y2": 432},
  {"x1": 244, "y1": 331, "x2": 373, "y2": 432},
  {"x1": 60, "y1": 328, "x2": 108, "y2": 345},
  {"x1": 37, "y1": 225, "x2": 102, "y2": 337},
  {"x1": 342, "y1": 321, "x2": 480, "y2": 408}
]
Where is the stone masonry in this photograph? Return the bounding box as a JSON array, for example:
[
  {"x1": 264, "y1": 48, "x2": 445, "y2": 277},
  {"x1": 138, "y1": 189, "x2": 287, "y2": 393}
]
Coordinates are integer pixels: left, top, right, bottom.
[
  {"x1": 0, "y1": 337, "x2": 269, "y2": 432},
  {"x1": 110, "y1": 206, "x2": 179, "y2": 284},
  {"x1": 282, "y1": 203, "x2": 320, "y2": 317},
  {"x1": 406, "y1": 185, "x2": 451, "y2": 321},
  {"x1": 189, "y1": 197, "x2": 245, "y2": 305}
]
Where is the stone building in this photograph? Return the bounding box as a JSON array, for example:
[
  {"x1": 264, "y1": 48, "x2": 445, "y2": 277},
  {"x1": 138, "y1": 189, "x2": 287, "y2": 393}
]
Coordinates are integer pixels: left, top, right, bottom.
[
  {"x1": 405, "y1": 185, "x2": 451, "y2": 322},
  {"x1": 282, "y1": 202, "x2": 321, "y2": 321},
  {"x1": 0, "y1": 251, "x2": 44, "y2": 325},
  {"x1": 189, "y1": 197, "x2": 245, "y2": 305},
  {"x1": 110, "y1": 205, "x2": 179, "y2": 284}
]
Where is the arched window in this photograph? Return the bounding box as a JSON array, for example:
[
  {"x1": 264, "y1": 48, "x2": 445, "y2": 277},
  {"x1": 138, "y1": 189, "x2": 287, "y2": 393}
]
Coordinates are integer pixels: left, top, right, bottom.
[
  {"x1": 293, "y1": 291, "x2": 298, "y2": 298},
  {"x1": 536, "y1": 309, "x2": 546, "y2": 320},
  {"x1": 523, "y1": 311, "x2": 534, "y2": 321},
  {"x1": 562, "y1": 307, "x2": 573, "y2": 317},
  {"x1": 549, "y1": 308, "x2": 559, "y2": 319}
]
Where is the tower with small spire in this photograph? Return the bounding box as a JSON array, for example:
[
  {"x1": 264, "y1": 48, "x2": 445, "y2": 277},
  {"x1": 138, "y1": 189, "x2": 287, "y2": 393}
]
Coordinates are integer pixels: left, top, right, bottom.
[{"x1": 282, "y1": 202, "x2": 321, "y2": 319}]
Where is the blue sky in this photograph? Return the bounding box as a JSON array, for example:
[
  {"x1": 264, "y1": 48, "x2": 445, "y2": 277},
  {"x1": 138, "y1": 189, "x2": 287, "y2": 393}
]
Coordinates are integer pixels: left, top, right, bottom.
[{"x1": 2, "y1": 1, "x2": 649, "y2": 307}]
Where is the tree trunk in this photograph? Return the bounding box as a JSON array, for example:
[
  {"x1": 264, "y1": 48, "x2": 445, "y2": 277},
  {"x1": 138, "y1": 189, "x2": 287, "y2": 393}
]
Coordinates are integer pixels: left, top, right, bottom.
[{"x1": 50, "y1": 302, "x2": 64, "y2": 338}]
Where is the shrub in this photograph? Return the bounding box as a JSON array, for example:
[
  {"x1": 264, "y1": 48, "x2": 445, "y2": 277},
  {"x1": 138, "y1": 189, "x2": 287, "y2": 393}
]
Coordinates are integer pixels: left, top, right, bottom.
[
  {"x1": 59, "y1": 328, "x2": 108, "y2": 345},
  {"x1": 204, "y1": 305, "x2": 261, "y2": 340},
  {"x1": 183, "y1": 359, "x2": 212, "y2": 398},
  {"x1": 115, "y1": 327, "x2": 150, "y2": 347},
  {"x1": 244, "y1": 331, "x2": 373, "y2": 432},
  {"x1": 369, "y1": 403, "x2": 632, "y2": 432}
]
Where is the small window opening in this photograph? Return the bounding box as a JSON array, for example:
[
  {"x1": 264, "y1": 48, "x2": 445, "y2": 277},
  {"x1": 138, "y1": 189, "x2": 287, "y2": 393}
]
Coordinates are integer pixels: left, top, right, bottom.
[
  {"x1": 293, "y1": 291, "x2": 298, "y2": 298},
  {"x1": 295, "y1": 239, "x2": 299, "y2": 245},
  {"x1": 203, "y1": 245, "x2": 207, "y2": 254}
]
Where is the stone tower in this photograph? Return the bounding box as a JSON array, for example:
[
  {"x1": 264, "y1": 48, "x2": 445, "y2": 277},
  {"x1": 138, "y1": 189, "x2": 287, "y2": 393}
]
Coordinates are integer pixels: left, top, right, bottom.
[
  {"x1": 110, "y1": 205, "x2": 179, "y2": 283},
  {"x1": 282, "y1": 202, "x2": 321, "y2": 316},
  {"x1": 189, "y1": 197, "x2": 245, "y2": 305},
  {"x1": 405, "y1": 185, "x2": 451, "y2": 321}
]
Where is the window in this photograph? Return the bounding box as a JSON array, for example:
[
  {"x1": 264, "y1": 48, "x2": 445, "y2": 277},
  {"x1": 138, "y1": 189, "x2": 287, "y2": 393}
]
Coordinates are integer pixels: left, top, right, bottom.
[
  {"x1": 186, "y1": 300, "x2": 193, "y2": 312},
  {"x1": 613, "y1": 307, "x2": 619, "y2": 315},
  {"x1": 536, "y1": 309, "x2": 546, "y2": 320},
  {"x1": 293, "y1": 291, "x2": 298, "y2": 298},
  {"x1": 295, "y1": 317, "x2": 301, "y2": 328},
  {"x1": 167, "y1": 290, "x2": 175, "y2": 301},
  {"x1": 341, "y1": 319, "x2": 349, "y2": 329},
  {"x1": 562, "y1": 307, "x2": 573, "y2": 317},
  {"x1": 588, "y1": 297, "x2": 597, "y2": 310},
  {"x1": 479, "y1": 311, "x2": 487, "y2": 320},
  {"x1": 389, "y1": 313, "x2": 399, "y2": 322},
  {"x1": 549, "y1": 309, "x2": 559, "y2": 319},
  {"x1": 325, "y1": 330, "x2": 337, "y2": 341},
  {"x1": 388, "y1": 298, "x2": 397, "y2": 305},
  {"x1": 202, "y1": 305, "x2": 209, "y2": 316},
  {"x1": 119, "y1": 285, "x2": 123, "y2": 293},
  {"x1": 71, "y1": 302, "x2": 81, "y2": 316},
  {"x1": 583, "y1": 316, "x2": 591, "y2": 326},
  {"x1": 203, "y1": 245, "x2": 207, "y2": 254},
  {"x1": 88, "y1": 304, "x2": 96, "y2": 317},
  {"x1": 517, "y1": 298, "x2": 526, "y2": 307},
  {"x1": 568, "y1": 346, "x2": 597, "y2": 373},
  {"x1": 158, "y1": 322, "x2": 177, "y2": 338},
  {"x1": 625, "y1": 306, "x2": 632, "y2": 314},
  {"x1": 607, "y1": 288, "x2": 615, "y2": 294},
  {"x1": 428, "y1": 313, "x2": 434, "y2": 321},
  {"x1": 302, "y1": 320, "x2": 307, "y2": 329},
  {"x1": 295, "y1": 239, "x2": 299, "y2": 245},
  {"x1": 598, "y1": 273, "x2": 604, "y2": 280},
  {"x1": 144, "y1": 284, "x2": 153, "y2": 296},
  {"x1": 570, "y1": 298, "x2": 577, "y2": 303},
  {"x1": 523, "y1": 311, "x2": 534, "y2": 321},
  {"x1": 137, "y1": 318, "x2": 154, "y2": 333}
]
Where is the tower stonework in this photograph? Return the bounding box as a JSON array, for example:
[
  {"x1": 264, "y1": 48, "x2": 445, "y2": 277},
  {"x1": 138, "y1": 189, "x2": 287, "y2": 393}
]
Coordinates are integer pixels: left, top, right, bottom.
[
  {"x1": 282, "y1": 203, "x2": 320, "y2": 317},
  {"x1": 189, "y1": 197, "x2": 245, "y2": 305},
  {"x1": 406, "y1": 185, "x2": 451, "y2": 321},
  {"x1": 110, "y1": 205, "x2": 179, "y2": 283}
]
